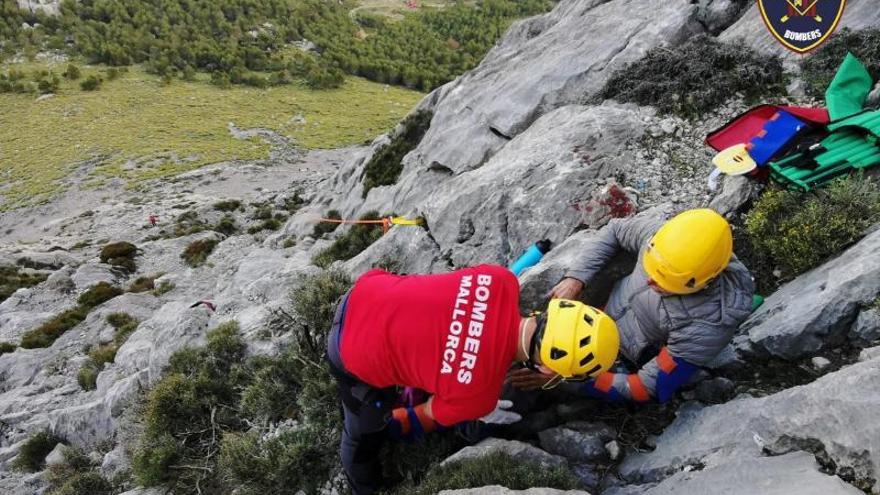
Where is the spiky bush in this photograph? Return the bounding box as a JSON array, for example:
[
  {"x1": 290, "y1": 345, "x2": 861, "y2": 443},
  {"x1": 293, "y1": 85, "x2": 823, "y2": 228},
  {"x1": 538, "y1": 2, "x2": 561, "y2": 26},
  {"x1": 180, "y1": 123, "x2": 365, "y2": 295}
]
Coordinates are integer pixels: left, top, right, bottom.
[
  {"x1": 744, "y1": 175, "x2": 880, "y2": 291},
  {"x1": 596, "y1": 35, "x2": 784, "y2": 117},
  {"x1": 362, "y1": 110, "x2": 433, "y2": 197},
  {"x1": 11, "y1": 430, "x2": 60, "y2": 472},
  {"x1": 0, "y1": 265, "x2": 48, "y2": 303},
  {"x1": 312, "y1": 211, "x2": 384, "y2": 268},
  {"x1": 0, "y1": 341, "x2": 16, "y2": 355},
  {"x1": 311, "y1": 210, "x2": 342, "y2": 238},
  {"x1": 20, "y1": 306, "x2": 89, "y2": 349},
  {"x1": 100, "y1": 242, "x2": 138, "y2": 272},
  {"x1": 78, "y1": 282, "x2": 123, "y2": 308}
]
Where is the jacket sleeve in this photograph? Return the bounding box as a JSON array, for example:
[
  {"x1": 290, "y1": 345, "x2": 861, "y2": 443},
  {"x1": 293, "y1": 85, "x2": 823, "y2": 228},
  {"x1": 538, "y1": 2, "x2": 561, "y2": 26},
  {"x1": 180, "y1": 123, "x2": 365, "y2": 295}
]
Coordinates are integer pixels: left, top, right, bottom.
[
  {"x1": 563, "y1": 216, "x2": 664, "y2": 285},
  {"x1": 578, "y1": 322, "x2": 728, "y2": 403}
]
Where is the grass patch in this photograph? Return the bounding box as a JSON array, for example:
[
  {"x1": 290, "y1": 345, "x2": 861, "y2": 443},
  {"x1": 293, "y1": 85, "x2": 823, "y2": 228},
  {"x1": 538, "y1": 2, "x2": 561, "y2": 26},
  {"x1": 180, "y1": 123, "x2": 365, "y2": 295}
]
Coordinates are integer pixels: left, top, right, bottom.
[
  {"x1": 213, "y1": 199, "x2": 242, "y2": 212},
  {"x1": 20, "y1": 306, "x2": 89, "y2": 349},
  {"x1": 312, "y1": 211, "x2": 384, "y2": 268},
  {"x1": 78, "y1": 282, "x2": 124, "y2": 308},
  {"x1": 152, "y1": 280, "x2": 175, "y2": 296},
  {"x1": 214, "y1": 215, "x2": 239, "y2": 236},
  {"x1": 743, "y1": 175, "x2": 880, "y2": 292},
  {"x1": 247, "y1": 218, "x2": 283, "y2": 234},
  {"x1": 0, "y1": 62, "x2": 422, "y2": 211},
  {"x1": 391, "y1": 452, "x2": 580, "y2": 495},
  {"x1": 362, "y1": 110, "x2": 432, "y2": 197},
  {"x1": 77, "y1": 361, "x2": 100, "y2": 391},
  {"x1": 595, "y1": 35, "x2": 784, "y2": 117},
  {"x1": 128, "y1": 274, "x2": 159, "y2": 293},
  {"x1": 181, "y1": 239, "x2": 219, "y2": 267},
  {"x1": 801, "y1": 28, "x2": 880, "y2": 97},
  {"x1": 311, "y1": 209, "x2": 341, "y2": 238},
  {"x1": 11, "y1": 430, "x2": 60, "y2": 472},
  {"x1": 0, "y1": 341, "x2": 16, "y2": 355},
  {"x1": 0, "y1": 265, "x2": 48, "y2": 302}
]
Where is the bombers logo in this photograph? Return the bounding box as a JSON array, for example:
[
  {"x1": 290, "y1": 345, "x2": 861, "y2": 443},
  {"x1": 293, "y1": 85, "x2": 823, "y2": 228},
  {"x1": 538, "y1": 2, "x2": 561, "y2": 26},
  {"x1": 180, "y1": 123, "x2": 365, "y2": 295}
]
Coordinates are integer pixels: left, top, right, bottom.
[{"x1": 758, "y1": 0, "x2": 846, "y2": 54}]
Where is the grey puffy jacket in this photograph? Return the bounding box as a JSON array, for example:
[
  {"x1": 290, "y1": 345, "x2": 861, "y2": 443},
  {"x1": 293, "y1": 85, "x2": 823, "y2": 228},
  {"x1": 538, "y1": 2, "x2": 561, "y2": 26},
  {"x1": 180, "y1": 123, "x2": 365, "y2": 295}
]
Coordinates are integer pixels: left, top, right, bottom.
[{"x1": 564, "y1": 215, "x2": 754, "y2": 401}]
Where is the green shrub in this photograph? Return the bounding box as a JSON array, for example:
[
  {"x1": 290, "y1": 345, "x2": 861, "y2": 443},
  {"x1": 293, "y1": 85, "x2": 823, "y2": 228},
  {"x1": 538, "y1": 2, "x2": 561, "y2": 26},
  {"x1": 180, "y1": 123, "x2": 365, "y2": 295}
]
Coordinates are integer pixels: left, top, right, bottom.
[
  {"x1": 46, "y1": 446, "x2": 95, "y2": 490},
  {"x1": 213, "y1": 199, "x2": 242, "y2": 212},
  {"x1": 79, "y1": 75, "x2": 102, "y2": 91},
  {"x1": 100, "y1": 241, "x2": 138, "y2": 272},
  {"x1": 362, "y1": 111, "x2": 432, "y2": 198},
  {"x1": 181, "y1": 239, "x2": 218, "y2": 267},
  {"x1": 132, "y1": 433, "x2": 181, "y2": 487},
  {"x1": 218, "y1": 428, "x2": 339, "y2": 495},
  {"x1": 128, "y1": 275, "x2": 157, "y2": 293},
  {"x1": 11, "y1": 430, "x2": 60, "y2": 472},
  {"x1": 312, "y1": 210, "x2": 341, "y2": 238},
  {"x1": 251, "y1": 204, "x2": 274, "y2": 220},
  {"x1": 78, "y1": 282, "x2": 123, "y2": 308},
  {"x1": 312, "y1": 211, "x2": 384, "y2": 268},
  {"x1": 0, "y1": 341, "x2": 16, "y2": 355},
  {"x1": 596, "y1": 35, "x2": 784, "y2": 117},
  {"x1": 382, "y1": 432, "x2": 467, "y2": 488},
  {"x1": 20, "y1": 306, "x2": 89, "y2": 349},
  {"x1": 1, "y1": 265, "x2": 48, "y2": 303},
  {"x1": 247, "y1": 218, "x2": 282, "y2": 234},
  {"x1": 152, "y1": 280, "x2": 175, "y2": 296},
  {"x1": 290, "y1": 269, "x2": 352, "y2": 362},
  {"x1": 89, "y1": 343, "x2": 118, "y2": 366},
  {"x1": 214, "y1": 215, "x2": 238, "y2": 236},
  {"x1": 107, "y1": 312, "x2": 139, "y2": 346},
  {"x1": 802, "y1": 28, "x2": 880, "y2": 97},
  {"x1": 394, "y1": 452, "x2": 580, "y2": 495},
  {"x1": 54, "y1": 472, "x2": 114, "y2": 495},
  {"x1": 62, "y1": 64, "x2": 81, "y2": 80},
  {"x1": 240, "y1": 353, "x2": 301, "y2": 423},
  {"x1": 281, "y1": 192, "x2": 305, "y2": 213},
  {"x1": 282, "y1": 238, "x2": 297, "y2": 248},
  {"x1": 744, "y1": 175, "x2": 880, "y2": 290},
  {"x1": 77, "y1": 361, "x2": 100, "y2": 391}
]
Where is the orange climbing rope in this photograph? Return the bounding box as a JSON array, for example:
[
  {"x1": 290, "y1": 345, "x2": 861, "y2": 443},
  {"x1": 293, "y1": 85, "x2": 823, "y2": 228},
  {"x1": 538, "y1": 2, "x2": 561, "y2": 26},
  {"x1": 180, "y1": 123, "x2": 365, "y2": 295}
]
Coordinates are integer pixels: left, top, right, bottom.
[{"x1": 317, "y1": 216, "x2": 423, "y2": 234}]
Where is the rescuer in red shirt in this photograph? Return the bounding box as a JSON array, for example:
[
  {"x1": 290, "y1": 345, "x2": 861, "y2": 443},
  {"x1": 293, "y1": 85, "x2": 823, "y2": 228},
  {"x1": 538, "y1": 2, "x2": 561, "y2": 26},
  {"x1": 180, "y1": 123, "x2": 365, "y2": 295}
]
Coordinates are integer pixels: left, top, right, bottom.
[{"x1": 325, "y1": 264, "x2": 620, "y2": 494}]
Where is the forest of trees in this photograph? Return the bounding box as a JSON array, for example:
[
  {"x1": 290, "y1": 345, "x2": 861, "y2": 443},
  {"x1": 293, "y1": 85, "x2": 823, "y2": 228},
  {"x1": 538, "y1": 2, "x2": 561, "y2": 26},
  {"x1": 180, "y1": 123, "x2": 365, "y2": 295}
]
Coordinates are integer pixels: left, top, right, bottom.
[{"x1": 0, "y1": 0, "x2": 552, "y2": 91}]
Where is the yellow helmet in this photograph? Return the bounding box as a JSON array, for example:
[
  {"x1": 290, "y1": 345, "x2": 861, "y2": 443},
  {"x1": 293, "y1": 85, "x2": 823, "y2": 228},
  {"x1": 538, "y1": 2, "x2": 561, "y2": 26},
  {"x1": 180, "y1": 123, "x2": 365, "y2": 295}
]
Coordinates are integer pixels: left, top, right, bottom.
[
  {"x1": 643, "y1": 209, "x2": 733, "y2": 295},
  {"x1": 538, "y1": 300, "x2": 619, "y2": 378}
]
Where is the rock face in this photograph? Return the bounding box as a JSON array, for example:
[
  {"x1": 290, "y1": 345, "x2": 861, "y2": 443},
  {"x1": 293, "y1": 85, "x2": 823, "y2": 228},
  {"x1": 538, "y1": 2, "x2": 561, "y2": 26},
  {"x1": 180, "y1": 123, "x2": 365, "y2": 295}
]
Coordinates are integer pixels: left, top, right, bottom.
[
  {"x1": 538, "y1": 427, "x2": 606, "y2": 462},
  {"x1": 734, "y1": 227, "x2": 880, "y2": 360},
  {"x1": 17, "y1": 0, "x2": 61, "y2": 15},
  {"x1": 409, "y1": 0, "x2": 701, "y2": 176},
  {"x1": 619, "y1": 354, "x2": 880, "y2": 493},
  {"x1": 720, "y1": 0, "x2": 880, "y2": 57},
  {"x1": 609, "y1": 452, "x2": 863, "y2": 495}
]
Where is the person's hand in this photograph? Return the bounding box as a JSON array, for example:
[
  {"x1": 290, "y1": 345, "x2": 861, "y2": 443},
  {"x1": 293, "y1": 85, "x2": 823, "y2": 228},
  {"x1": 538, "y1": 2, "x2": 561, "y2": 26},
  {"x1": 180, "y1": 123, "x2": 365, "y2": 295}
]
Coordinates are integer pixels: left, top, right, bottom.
[
  {"x1": 506, "y1": 368, "x2": 556, "y2": 391},
  {"x1": 548, "y1": 278, "x2": 585, "y2": 300},
  {"x1": 479, "y1": 400, "x2": 522, "y2": 425}
]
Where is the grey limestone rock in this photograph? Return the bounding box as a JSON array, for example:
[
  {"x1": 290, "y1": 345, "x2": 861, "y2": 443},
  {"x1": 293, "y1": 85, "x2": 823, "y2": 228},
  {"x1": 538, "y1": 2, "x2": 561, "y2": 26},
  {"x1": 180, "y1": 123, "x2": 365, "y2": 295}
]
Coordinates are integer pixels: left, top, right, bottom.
[
  {"x1": 618, "y1": 354, "x2": 880, "y2": 492},
  {"x1": 735, "y1": 227, "x2": 880, "y2": 360},
  {"x1": 441, "y1": 438, "x2": 566, "y2": 468},
  {"x1": 538, "y1": 426, "x2": 607, "y2": 462},
  {"x1": 71, "y1": 262, "x2": 121, "y2": 292},
  {"x1": 849, "y1": 308, "x2": 880, "y2": 348},
  {"x1": 609, "y1": 452, "x2": 862, "y2": 495}
]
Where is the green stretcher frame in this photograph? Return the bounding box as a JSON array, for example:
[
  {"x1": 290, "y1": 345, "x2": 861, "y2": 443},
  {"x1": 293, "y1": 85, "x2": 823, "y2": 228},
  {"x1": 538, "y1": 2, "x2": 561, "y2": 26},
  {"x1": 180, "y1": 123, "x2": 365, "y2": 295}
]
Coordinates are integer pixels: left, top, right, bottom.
[{"x1": 769, "y1": 109, "x2": 880, "y2": 191}]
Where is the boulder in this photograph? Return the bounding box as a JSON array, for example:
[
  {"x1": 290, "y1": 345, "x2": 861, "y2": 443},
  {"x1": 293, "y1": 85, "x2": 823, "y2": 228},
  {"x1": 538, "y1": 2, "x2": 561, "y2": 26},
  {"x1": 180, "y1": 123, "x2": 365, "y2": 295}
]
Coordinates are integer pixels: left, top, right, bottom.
[
  {"x1": 609, "y1": 452, "x2": 863, "y2": 495},
  {"x1": 538, "y1": 427, "x2": 607, "y2": 462},
  {"x1": 442, "y1": 438, "x2": 566, "y2": 468},
  {"x1": 735, "y1": 227, "x2": 880, "y2": 360},
  {"x1": 408, "y1": 0, "x2": 701, "y2": 175},
  {"x1": 720, "y1": 0, "x2": 880, "y2": 58},
  {"x1": 695, "y1": 0, "x2": 749, "y2": 35},
  {"x1": 43, "y1": 442, "x2": 67, "y2": 467},
  {"x1": 707, "y1": 175, "x2": 759, "y2": 217},
  {"x1": 618, "y1": 355, "x2": 880, "y2": 492},
  {"x1": 440, "y1": 488, "x2": 590, "y2": 495},
  {"x1": 849, "y1": 308, "x2": 880, "y2": 348},
  {"x1": 859, "y1": 345, "x2": 880, "y2": 362},
  {"x1": 71, "y1": 263, "x2": 120, "y2": 292}
]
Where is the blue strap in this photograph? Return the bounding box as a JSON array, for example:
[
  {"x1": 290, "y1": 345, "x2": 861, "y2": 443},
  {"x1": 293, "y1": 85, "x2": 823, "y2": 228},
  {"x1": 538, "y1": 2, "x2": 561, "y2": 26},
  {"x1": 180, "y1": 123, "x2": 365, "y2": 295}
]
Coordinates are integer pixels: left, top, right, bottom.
[
  {"x1": 656, "y1": 357, "x2": 699, "y2": 403},
  {"x1": 579, "y1": 380, "x2": 625, "y2": 402}
]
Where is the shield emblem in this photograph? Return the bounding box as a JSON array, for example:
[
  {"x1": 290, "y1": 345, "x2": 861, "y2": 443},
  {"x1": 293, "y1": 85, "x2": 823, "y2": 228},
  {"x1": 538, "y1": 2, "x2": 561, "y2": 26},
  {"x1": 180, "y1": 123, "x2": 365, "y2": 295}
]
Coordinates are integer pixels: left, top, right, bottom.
[{"x1": 758, "y1": 0, "x2": 847, "y2": 54}]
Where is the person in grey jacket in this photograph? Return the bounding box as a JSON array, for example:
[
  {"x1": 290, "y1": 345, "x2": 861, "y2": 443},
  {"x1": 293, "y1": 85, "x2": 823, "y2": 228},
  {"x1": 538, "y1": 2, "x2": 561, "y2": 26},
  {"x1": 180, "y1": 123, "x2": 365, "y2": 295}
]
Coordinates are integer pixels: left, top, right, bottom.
[{"x1": 508, "y1": 209, "x2": 754, "y2": 402}]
